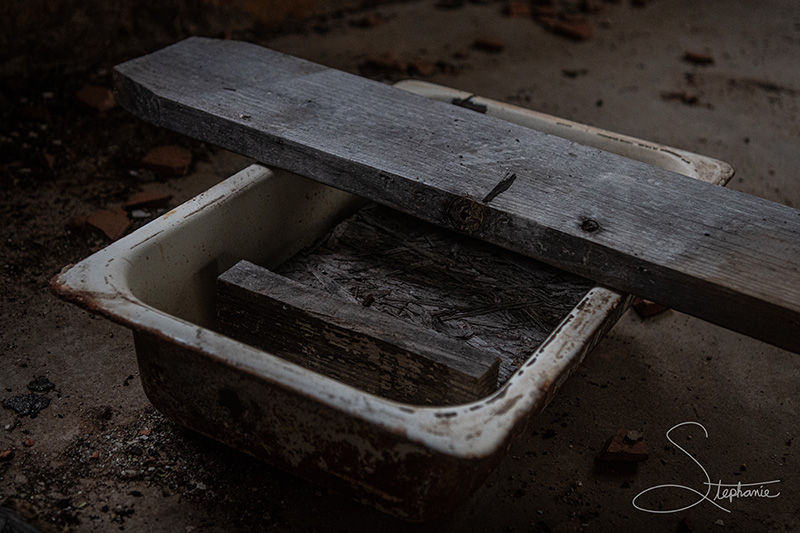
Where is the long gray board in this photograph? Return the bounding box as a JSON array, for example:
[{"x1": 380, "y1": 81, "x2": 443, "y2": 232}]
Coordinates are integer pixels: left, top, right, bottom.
[{"x1": 114, "y1": 37, "x2": 800, "y2": 353}]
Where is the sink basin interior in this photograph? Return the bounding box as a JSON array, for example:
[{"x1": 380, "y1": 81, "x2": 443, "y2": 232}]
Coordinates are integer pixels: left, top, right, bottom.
[{"x1": 123, "y1": 167, "x2": 365, "y2": 328}]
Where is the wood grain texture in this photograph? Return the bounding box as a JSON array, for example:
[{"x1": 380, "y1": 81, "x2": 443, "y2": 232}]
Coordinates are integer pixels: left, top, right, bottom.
[
  {"x1": 217, "y1": 260, "x2": 501, "y2": 406},
  {"x1": 115, "y1": 37, "x2": 800, "y2": 352},
  {"x1": 275, "y1": 203, "x2": 594, "y2": 385}
]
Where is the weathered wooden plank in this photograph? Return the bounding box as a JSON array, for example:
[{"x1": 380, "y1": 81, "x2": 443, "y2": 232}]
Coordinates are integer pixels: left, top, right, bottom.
[
  {"x1": 217, "y1": 260, "x2": 501, "y2": 405},
  {"x1": 114, "y1": 37, "x2": 800, "y2": 353}
]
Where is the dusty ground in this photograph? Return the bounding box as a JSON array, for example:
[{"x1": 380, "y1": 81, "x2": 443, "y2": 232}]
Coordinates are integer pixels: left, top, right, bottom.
[{"x1": 1, "y1": 1, "x2": 799, "y2": 531}]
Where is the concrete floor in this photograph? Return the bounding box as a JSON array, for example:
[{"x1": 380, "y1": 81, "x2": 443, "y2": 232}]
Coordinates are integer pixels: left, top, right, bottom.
[{"x1": 1, "y1": 1, "x2": 798, "y2": 531}]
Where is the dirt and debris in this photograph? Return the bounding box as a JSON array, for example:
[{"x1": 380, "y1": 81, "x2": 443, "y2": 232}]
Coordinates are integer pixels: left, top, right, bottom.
[
  {"x1": 539, "y1": 15, "x2": 594, "y2": 40},
  {"x1": 359, "y1": 52, "x2": 409, "y2": 75},
  {"x1": 660, "y1": 90, "x2": 713, "y2": 109},
  {"x1": 2, "y1": 395, "x2": 51, "y2": 419},
  {"x1": 359, "y1": 53, "x2": 464, "y2": 80},
  {"x1": 530, "y1": 0, "x2": 612, "y2": 41},
  {"x1": 598, "y1": 428, "x2": 649, "y2": 463},
  {"x1": 0, "y1": 407, "x2": 320, "y2": 532},
  {"x1": 26, "y1": 376, "x2": 55, "y2": 393}
]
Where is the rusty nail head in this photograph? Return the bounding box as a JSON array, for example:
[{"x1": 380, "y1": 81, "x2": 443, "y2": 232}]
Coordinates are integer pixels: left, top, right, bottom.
[
  {"x1": 581, "y1": 218, "x2": 600, "y2": 233},
  {"x1": 447, "y1": 197, "x2": 485, "y2": 233}
]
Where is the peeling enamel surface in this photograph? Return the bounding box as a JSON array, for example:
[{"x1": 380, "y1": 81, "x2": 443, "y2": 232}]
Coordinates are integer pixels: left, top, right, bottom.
[{"x1": 52, "y1": 82, "x2": 732, "y2": 519}]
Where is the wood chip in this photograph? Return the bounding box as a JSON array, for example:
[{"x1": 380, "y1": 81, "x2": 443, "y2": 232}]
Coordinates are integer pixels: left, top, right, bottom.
[
  {"x1": 140, "y1": 145, "x2": 192, "y2": 176},
  {"x1": 75, "y1": 84, "x2": 116, "y2": 113},
  {"x1": 86, "y1": 208, "x2": 131, "y2": 241},
  {"x1": 0, "y1": 450, "x2": 13, "y2": 461}
]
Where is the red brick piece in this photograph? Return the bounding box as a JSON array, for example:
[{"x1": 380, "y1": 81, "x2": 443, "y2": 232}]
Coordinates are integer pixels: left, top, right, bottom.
[
  {"x1": 506, "y1": 0, "x2": 532, "y2": 17},
  {"x1": 632, "y1": 297, "x2": 670, "y2": 318},
  {"x1": 86, "y1": 208, "x2": 131, "y2": 241},
  {"x1": 598, "y1": 428, "x2": 649, "y2": 462},
  {"x1": 41, "y1": 150, "x2": 56, "y2": 170},
  {"x1": 141, "y1": 145, "x2": 193, "y2": 176},
  {"x1": 553, "y1": 18, "x2": 593, "y2": 40},
  {"x1": 75, "y1": 84, "x2": 116, "y2": 113},
  {"x1": 124, "y1": 188, "x2": 174, "y2": 209},
  {"x1": 473, "y1": 37, "x2": 505, "y2": 53},
  {"x1": 408, "y1": 60, "x2": 436, "y2": 77}
]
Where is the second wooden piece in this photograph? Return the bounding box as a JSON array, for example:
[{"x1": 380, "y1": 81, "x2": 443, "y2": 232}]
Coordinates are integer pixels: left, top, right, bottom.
[{"x1": 217, "y1": 260, "x2": 501, "y2": 406}]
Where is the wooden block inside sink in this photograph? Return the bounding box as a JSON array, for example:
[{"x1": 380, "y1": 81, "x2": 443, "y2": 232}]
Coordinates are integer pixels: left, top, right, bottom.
[{"x1": 217, "y1": 260, "x2": 501, "y2": 406}]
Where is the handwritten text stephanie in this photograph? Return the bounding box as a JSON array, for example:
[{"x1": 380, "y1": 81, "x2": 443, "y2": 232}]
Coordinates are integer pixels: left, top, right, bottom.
[{"x1": 632, "y1": 421, "x2": 781, "y2": 514}]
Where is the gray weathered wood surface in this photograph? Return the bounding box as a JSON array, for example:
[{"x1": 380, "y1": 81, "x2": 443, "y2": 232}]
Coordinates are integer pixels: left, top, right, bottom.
[
  {"x1": 217, "y1": 260, "x2": 500, "y2": 405},
  {"x1": 115, "y1": 37, "x2": 800, "y2": 353},
  {"x1": 276, "y1": 203, "x2": 594, "y2": 385}
]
